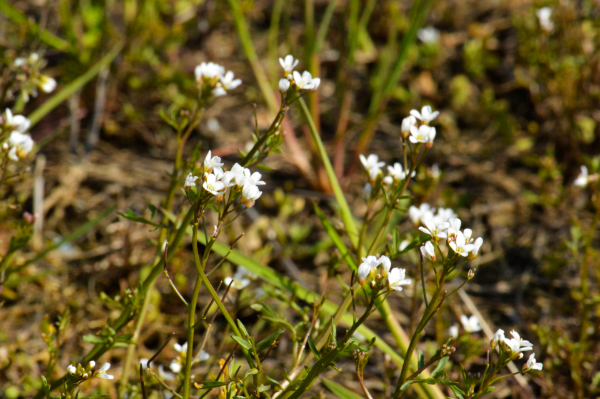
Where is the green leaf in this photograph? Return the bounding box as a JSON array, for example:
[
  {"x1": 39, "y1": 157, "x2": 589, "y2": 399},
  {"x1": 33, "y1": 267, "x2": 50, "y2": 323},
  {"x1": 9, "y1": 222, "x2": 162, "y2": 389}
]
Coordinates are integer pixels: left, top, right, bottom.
[
  {"x1": 82, "y1": 334, "x2": 104, "y2": 344},
  {"x1": 256, "y1": 330, "x2": 283, "y2": 354},
  {"x1": 266, "y1": 376, "x2": 284, "y2": 389},
  {"x1": 417, "y1": 349, "x2": 425, "y2": 370},
  {"x1": 431, "y1": 356, "x2": 449, "y2": 379},
  {"x1": 251, "y1": 303, "x2": 277, "y2": 318},
  {"x1": 307, "y1": 336, "x2": 321, "y2": 359},
  {"x1": 321, "y1": 379, "x2": 364, "y2": 399},
  {"x1": 231, "y1": 335, "x2": 252, "y2": 351},
  {"x1": 244, "y1": 368, "x2": 258, "y2": 380},
  {"x1": 400, "y1": 381, "x2": 414, "y2": 391},
  {"x1": 258, "y1": 385, "x2": 271, "y2": 393},
  {"x1": 119, "y1": 210, "x2": 158, "y2": 226},
  {"x1": 237, "y1": 320, "x2": 249, "y2": 338}
]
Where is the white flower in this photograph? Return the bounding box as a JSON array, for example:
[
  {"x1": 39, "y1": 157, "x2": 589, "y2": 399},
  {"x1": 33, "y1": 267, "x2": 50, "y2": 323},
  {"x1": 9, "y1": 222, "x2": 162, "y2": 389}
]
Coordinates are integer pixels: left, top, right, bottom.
[
  {"x1": 574, "y1": 165, "x2": 589, "y2": 187},
  {"x1": 4, "y1": 109, "x2": 31, "y2": 133},
  {"x1": 241, "y1": 183, "x2": 262, "y2": 204},
  {"x1": 536, "y1": 7, "x2": 554, "y2": 32},
  {"x1": 460, "y1": 315, "x2": 482, "y2": 333},
  {"x1": 174, "y1": 342, "x2": 188, "y2": 355},
  {"x1": 7, "y1": 131, "x2": 34, "y2": 160},
  {"x1": 449, "y1": 325, "x2": 459, "y2": 338},
  {"x1": 379, "y1": 255, "x2": 391, "y2": 276},
  {"x1": 417, "y1": 26, "x2": 440, "y2": 44},
  {"x1": 399, "y1": 240, "x2": 410, "y2": 252},
  {"x1": 358, "y1": 255, "x2": 380, "y2": 283},
  {"x1": 68, "y1": 364, "x2": 77, "y2": 374},
  {"x1": 140, "y1": 358, "x2": 153, "y2": 369},
  {"x1": 446, "y1": 218, "x2": 462, "y2": 239},
  {"x1": 195, "y1": 62, "x2": 225, "y2": 81},
  {"x1": 433, "y1": 208, "x2": 457, "y2": 226},
  {"x1": 198, "y1": 350, "x2": 210, "y2": 361},
  {"x1": 14, "y1": 57, "x2": 27, "y2": 67},
  {"x1": 204, "y1": 150, "x2": 224, "y2": 170},
  {"x1": 238, "y1": 168, "x2": 266, "y2": 186},
  {"x1": 169, "y1": 360, "x2": 182, "y2": 373},
  {"x1": 384, "y1": 163, "x2": 406, "y2": 184},
  {"x1": 224, "y1": 276, "x2": 251, "y2": 290},
  {"x1": 185, "y1": 173, "x2": 199, "y2": 188},
  {"x1": 401, "y1": 115, "x2": 417, "y2": 138},
  {"x1": 39, "y1": 75, "x2": 57, "y2": 93},
  {"x1": 96, "y1": 363, "x2": 114, "y2": 379},
  {"x1": 279, "y1": 78, "x2": 291, "y2": 92},
  {"x1": 279, "y1": 55, "x2": 299, "y2": 74},
  {"x1": 408, "y1": 203, "x2": 434, "y2": 225},
  {"x1": 218, "y1": 71, "x2": 242, "y2": 91},
  {"x1": 292, "y1": 70, "x2": 320, "y2": 90},
  {"x1": 503, "y1": 330, "x2": 533, "y2": 355},
  {"x1": 410, "y1": 105, "x2": 439, "y2": 123},
  {"x1": 409, "y1": 125, "x2": 433, "y2": 144},
  {"x1": 203, "y1": 173, "x2": 226, "y2": 195},
  {"x1": 420, "y1": 241, "x2": 436, "y2": 261},
  {"x1": 419, "y1": 219, "x2": 449, "y2": 239},
  {"x1": 426, "y1": 127, "x2": 436, "y2": 146},
  {"x1": 158, "y1": 365, "x2": 175, "y2": 381},
  {"x1": 468, "y1": 237, "x2": 483, "y2": 259},
  {"x1": 387, "y1": 268, "x2": 411, "y2": 291},
  {"x1": 89, "y1": 361, "x2": 96, "y2": 368},
  {"x1": 359, "y1": 154, "x2": 385, "y2": 171},
  {"x1": 525, "y1": 353, "x2": 543, "y2": 371},
  {"x1": 491, "y1": 329, "x2": 505, "y2": 348},
  {"x1": 449, "y1": 231, "x2": 475, "y2": 257}
]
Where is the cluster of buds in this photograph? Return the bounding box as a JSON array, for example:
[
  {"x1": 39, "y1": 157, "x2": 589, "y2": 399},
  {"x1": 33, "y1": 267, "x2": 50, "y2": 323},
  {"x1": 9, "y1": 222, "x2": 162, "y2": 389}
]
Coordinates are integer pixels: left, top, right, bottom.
[
  {"x1": 185, "y1": 151, "x2": 265, "y2": 207},
  {"x1": 67, "y1": 361, "x2": 113, "y2": 380},
  {"x1": 417, "y1": 213, "x2": 484, "y2": 261},
  {"x1": 195, "y1": 62, "x2": 242, "y2": 98},
  {"x1": 401, "y1": 106, "x2": 439, "y2": 147},
  {"x1": 357, "y1": 255, "x2": 411, "y2": 292},
  {"x1": 224, "y1": 266, "x2": 257, "y2": 290},
  {"x1": 13, "y1": 53, "x2": 57, "y2": 102},
  {"x1": 491, "y1": 329, "x2": 543, "y2": 372},
  {"x1": 1, "y1": 108, "x2": 34, "y2": 162},
  {"x1": 277, "y1": 55, "x2": 321, "y2": 93}
]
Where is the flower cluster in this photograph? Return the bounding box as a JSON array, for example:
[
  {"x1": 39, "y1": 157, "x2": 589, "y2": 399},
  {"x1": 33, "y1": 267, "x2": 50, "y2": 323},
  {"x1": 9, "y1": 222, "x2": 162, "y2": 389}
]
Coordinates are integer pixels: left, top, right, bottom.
[
  {"x1": 357, "y1": 255, "x2": 411, "y2": 292},
  {"x1": 277, "y1": 55, "x2": 321, "y2": 93},
  {"x1": 421, "y1": 216, "x2": 483, "y2": 260},
  {"x1": 195, "y1": 62, "x2": 242, "y2": 98},
  {"x1": 1, "y1": 109, "x2": 34, "y2": 162},
  {"x1": 224, "y1": 266, "x2": 257, "y2": 290},
  {"x1": 185, "y1": 151, "x2": 265, "y2": 207},
  {"x1": 492, "y1": 329, "x2": 543, "y2": 372},
  {"x1": 67, "y1": 361, "x2": 113, "y2": 380},
  {"x1": 164, "y1": 341, "x2": 210, "y2": 375},
  {"x1": 13, "y1": 53, "x2": 57, "y2": 101},
  {"x1": 359, "y1": 154, "x2": 417, "y2": 185},
  {"x1": 401, "y1": 106, "x2": 439, "y2": 146}
]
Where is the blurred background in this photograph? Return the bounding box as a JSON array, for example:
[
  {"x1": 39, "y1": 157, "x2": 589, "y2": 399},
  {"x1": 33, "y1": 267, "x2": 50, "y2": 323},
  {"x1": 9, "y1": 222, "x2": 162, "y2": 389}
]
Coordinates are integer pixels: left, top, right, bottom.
[{"x1": 1, "y1": 0, "x2": 599, "y2": 398}]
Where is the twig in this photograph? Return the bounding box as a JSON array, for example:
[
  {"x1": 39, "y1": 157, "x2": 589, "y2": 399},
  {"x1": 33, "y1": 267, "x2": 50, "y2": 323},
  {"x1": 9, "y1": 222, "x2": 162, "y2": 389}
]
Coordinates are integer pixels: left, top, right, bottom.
[
  {"x1": 148, "y1": 333, "x2": 175, "y2": 367},
  {"x1": 139, "y1": 364, "x2": 148, "y2": 399},
  {"x1": 163, "y1": 242, "x2": 189, "y2": 306}
]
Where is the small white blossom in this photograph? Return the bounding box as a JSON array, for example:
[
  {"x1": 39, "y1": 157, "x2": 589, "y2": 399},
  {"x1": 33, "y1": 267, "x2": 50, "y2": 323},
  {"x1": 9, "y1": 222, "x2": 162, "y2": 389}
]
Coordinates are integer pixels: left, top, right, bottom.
[
  {"x1": 408, "y1": 203, "x2": 434, "y2": 226},
  {"x1": 449, "y1": 231, "x2": 475, "y2": 257},
  {"x1": 525, "y1": 353, "x2": 543, "y2": 371},
  {"x1": 419, "y1": 219, "x2": 449, "y2": 239},
  {"x1": 39, "y1": 75, "x2": 57, "y2": 93},
  {"x1": 387, "y1": 268, "x2": 411, "y2": 291},
  {"x1": 399, "y1": 240, "x2": 410, "y2": 252},
  {"x1": 158, "y1": 365, "x2": 175, "y2": 381},
  {"x1": 224, "y1": 276, "x2": 251, "y2": 290},
  {"x1": 491, "y1": 329, "x2": 505, "y2": 348},
  {"x1": 279, "y1": 55, "x2": 299, "y2": 74},
  {"x1": 195, "y1": 62, "x2": 225, "y2": 81},
  {"x1": 409, "y1": 125, "x2": 433, "y2": 144},
  {"x1": 174, "y1": 342, "x2": 188, "y2": 355},
  {"x1": 449, "y1": 325, "x2": 459, "y2": 338},
  {"x1": 417, "y1": 26, "x2": 440, "y2": 44},
  {"x1": 204, "y1": 150, "x2": 224, "y2": 171},
  {"x1": 238, "y1": 169, "x2": 266, "y2": 186},
  {"x1": 4, "y1": 109, "x2": 31, "y2": 133},
  {"x1": 7, "y1": 131, "x2": 34, "y2": 160},
  {"x1": 536, "y1": 7, "x2": 554, "y2": 32},
  {"x1": 420, "y1": 241, "x2": 436, "y2": 261},
  {"x1": 169, "y1": 360, "x2": 182, "y2": 373},
  {"x1": 433, "y1": 208, "x2": 457, "y2": 226},
  {"x1": 241, "y1": 183, "x2": 262, "y2": 205},
  {"x1": 410, "y1": 105, "x2": 439, "y2": 123},
  {"x1": 96, "y1": 363, "x2": 114, "y2": 379},
  {"x1": 185, "y1": 173, "x2": 199, "y2": 188},
  {"x1": 460, "y1": 315, "x2": 482, "y2": 333},
  {"x1": 384, "y1": 163, "x2": 406, "y2": 184},
  {"x1": 203, "y1": 173, "x2": 226, "y2": 195},
  {"x1": 574, "y1": 165, "x2": 589, "y2": 187},
  {"x1": 503, "y1": 330, "x2": 533, "y2": 355},
  {"x1": 198, "y1": 350, "x2": 210, "y2": 362},
  {"x1": 292, "y1": 70, "x2": 320, "y2": 90},
  {"x1": 468, "y1": 237, "x2": 483, "y2": 259},
  {"x1": 379, "y1": 255, "x2": 391, "y2": 277},
  {"x1": 279, "y1": 78, "x2": 291, "y2": 92},
  {"x1": 68, "y1": 364, "x2": 77, "y2": 374},
  {"x1": 446, "y1": 218, "x2": 462, "y2": 239},
  {"x1": 88, "y1": 361, "x2": 96, "y2": 369},
  {"x1": 219, "y1": 71, "x2": 242, "y2": 91},
  {"x1": 401, "y1": 115, "x2": 417, "y2": 138},
  {"x1": 357, "y1": 255, "x2": 380, "y2": 283}
]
